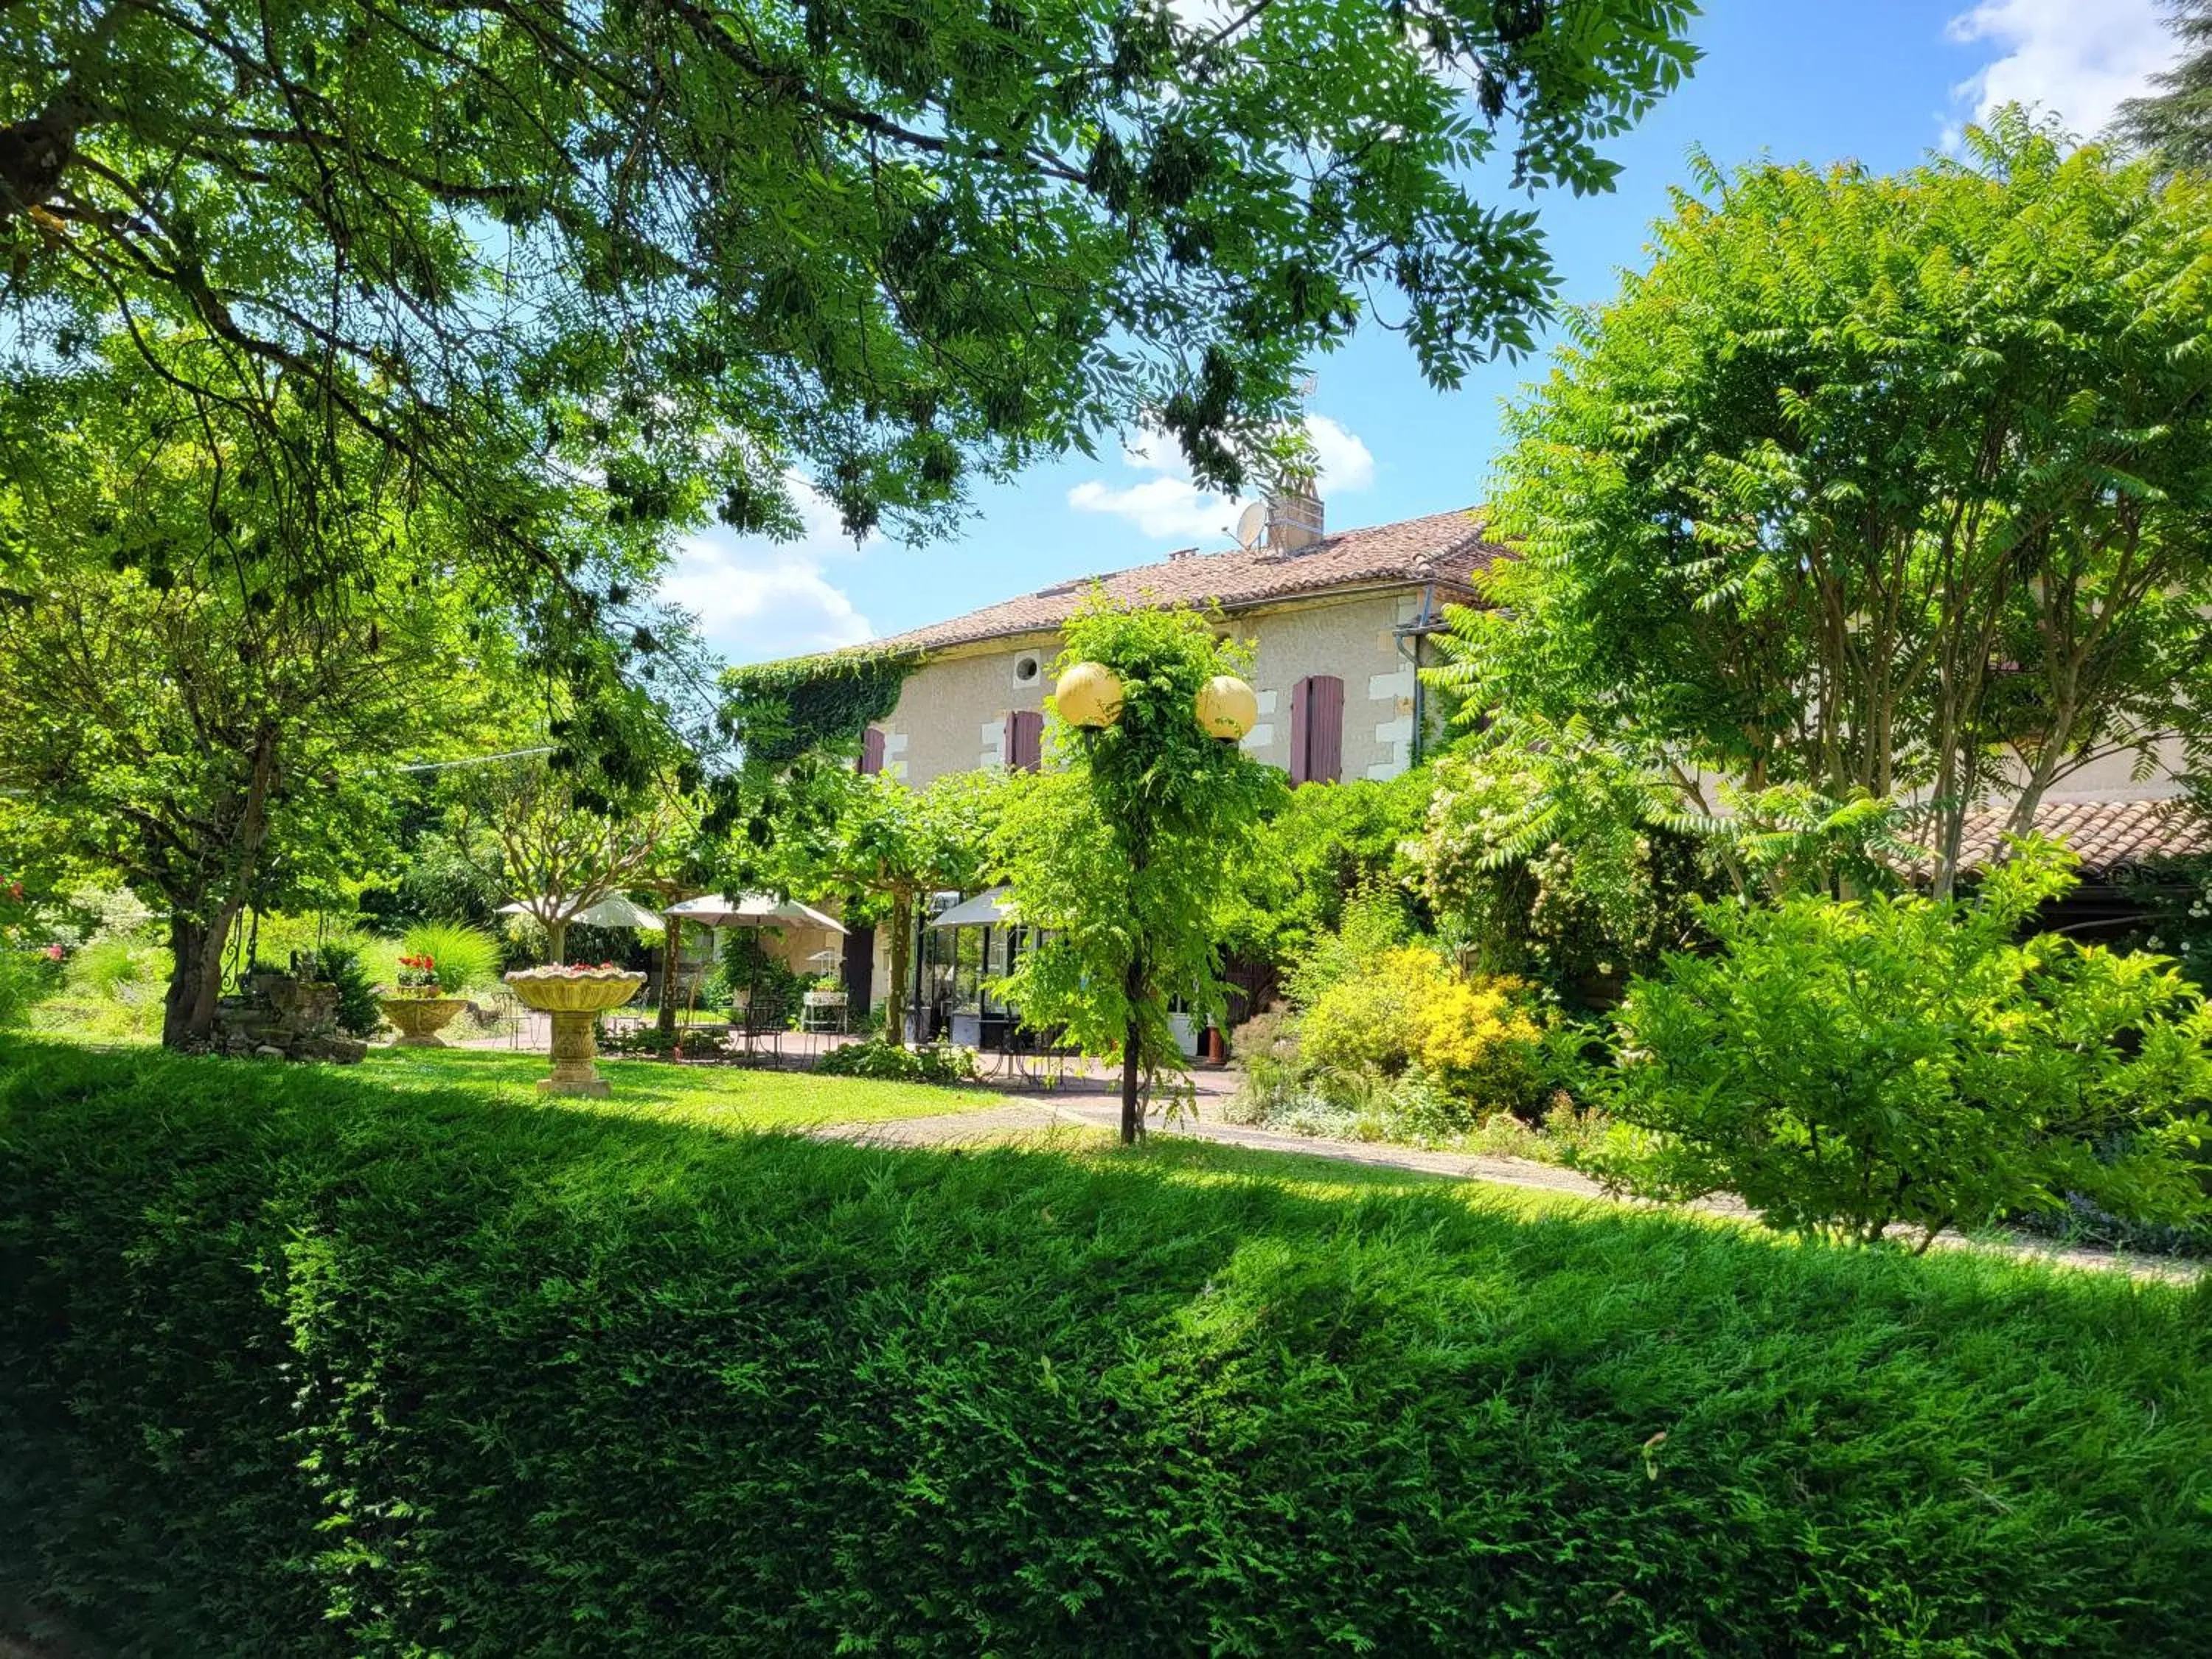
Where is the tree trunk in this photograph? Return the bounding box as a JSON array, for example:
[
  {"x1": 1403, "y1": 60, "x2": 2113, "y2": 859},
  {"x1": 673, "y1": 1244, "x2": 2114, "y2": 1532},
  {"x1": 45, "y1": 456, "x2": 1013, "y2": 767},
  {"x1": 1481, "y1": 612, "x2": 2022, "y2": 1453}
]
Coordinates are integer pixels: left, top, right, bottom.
[
  {"x1": 548, "y1": 920, "x2": 568, "y2": 964},
  {"x1": 1119, "y1": 959, "x2": 1144, "y2": 1144},
  {"x1": 160, "y1": 730, "x2": 279, "y2": 1050},
  {"x1": 657, "y1": 917, "x2": 681, "y2": 1037},
  {"x1": 885, "y1": 891, "x2": 913, "y2": 1047}
]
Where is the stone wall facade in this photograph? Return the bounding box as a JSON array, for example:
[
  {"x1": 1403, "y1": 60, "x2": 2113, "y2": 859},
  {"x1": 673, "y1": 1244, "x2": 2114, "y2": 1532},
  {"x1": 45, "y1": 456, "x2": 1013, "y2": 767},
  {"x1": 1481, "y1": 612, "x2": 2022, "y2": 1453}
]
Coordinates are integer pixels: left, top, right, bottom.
[{"x1": 869, "y1": 587, "x2": 1444, "y2": 790}]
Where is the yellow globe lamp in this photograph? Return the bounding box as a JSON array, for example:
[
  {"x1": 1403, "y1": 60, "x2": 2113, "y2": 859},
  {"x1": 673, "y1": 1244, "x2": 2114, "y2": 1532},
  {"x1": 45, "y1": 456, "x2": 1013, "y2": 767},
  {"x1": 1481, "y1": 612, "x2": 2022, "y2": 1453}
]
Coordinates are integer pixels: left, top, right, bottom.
[
  {"x1": 1053, "y1": 660, "x2": 1124, "y2": 728},
  {"x1": 1195, "y1": 675, "x2": 1259, "y2": 742}
]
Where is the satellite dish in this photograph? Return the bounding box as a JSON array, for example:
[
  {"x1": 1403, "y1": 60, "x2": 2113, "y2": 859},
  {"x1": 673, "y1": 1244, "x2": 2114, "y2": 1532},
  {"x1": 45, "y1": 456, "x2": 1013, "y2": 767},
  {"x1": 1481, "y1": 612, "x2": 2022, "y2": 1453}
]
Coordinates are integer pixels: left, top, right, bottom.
[{"x1": 1234, "y1": 501, "x2": 1266, "y2": 550}]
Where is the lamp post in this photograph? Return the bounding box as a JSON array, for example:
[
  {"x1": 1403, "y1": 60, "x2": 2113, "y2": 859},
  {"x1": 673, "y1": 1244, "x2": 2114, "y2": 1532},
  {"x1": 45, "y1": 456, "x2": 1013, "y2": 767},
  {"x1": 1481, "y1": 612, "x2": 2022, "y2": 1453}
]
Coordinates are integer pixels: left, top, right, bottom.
[{"x1": 1051, "y1": 658, "x2": 1258, "y2": 1141}]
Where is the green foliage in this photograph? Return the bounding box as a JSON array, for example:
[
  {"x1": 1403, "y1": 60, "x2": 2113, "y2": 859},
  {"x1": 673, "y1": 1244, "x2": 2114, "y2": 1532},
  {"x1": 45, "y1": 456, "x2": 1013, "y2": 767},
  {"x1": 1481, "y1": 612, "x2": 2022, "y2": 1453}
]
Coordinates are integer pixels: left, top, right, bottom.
[
  {"x1": 766, "y1": 768, "x2": 1006, "y2": 1043},
  {"x1": 1413, "y1": 720, "x2": 1712, "y2": 997},
  {"x1": 1593, "y1": 843, "x2": 2212, "y2": 1251},
  {"x1": 302, "y1": 945, "x2": 383, "y2": 1040},
  {"x1": 718, "y1": 649, "x2": 924, "y2": 773},
  {"x1": 5, "y1": 0, "x2": 1695, "y2": 555},
  {"x1": 1438, "y1": 114, "x2": 2212, "y2": 892},
  {"x1": 1297, "y1": 945, "x2": 1544, "y2": 1119},
  {"x1": 0, "y1": 877, "x2": 59, "y2": 1031},
  {"x1": 445, "y1": 758, "x2": 689, "y2": 964},
  {"x1": 32, "y1": 936, "x2": 168, "y2": 1044},
  {"x1": 1689, "y1": 785, "x2": 1918, "y2": 901},
  {"x1": 812, "y1": 1038, "x2": 978, "y2": 1085},
  {"x1": 996, "y1": 597, "x2": 1287, "y2": 1124},
  {"x1": 0, "y1": 951, "x2": 56, "y2": 1032},
  {"x1": 1283, "y1": 879, "x2": 1417, "y2": 1008},
  {"x1": 2111, "y1": 849, "x2": 2212, "y2": 993},
  {"x1": 4, "y1": 1040, "x2": 2208, "y2": 1657},
  {"x1": 398, "y1": 923, "x2": 503, "y2": 996},
  {"x1": 1215, "y1": 773, "x2": 1432, "y2": 970},
  {"x1": 361, "y1": 844, "x2": 507, "y2": 933},
  {"x1": 0, "y1": 350, "x2": 528, "y2": 1046},
  {"x1": 703, "y1": 931, "x2": 804, "y2": 1017}
]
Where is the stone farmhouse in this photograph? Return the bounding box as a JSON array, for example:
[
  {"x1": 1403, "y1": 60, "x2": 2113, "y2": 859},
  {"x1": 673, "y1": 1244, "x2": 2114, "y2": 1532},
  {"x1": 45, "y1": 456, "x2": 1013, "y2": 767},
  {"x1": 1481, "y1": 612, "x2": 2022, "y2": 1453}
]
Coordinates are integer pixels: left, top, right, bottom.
[
  {"x1": 854, "y1": 494, "x2": 1506, "y2": 790},
  {"x1": 754, "y1": 493, "x2": 2205, "y2": 1024}
]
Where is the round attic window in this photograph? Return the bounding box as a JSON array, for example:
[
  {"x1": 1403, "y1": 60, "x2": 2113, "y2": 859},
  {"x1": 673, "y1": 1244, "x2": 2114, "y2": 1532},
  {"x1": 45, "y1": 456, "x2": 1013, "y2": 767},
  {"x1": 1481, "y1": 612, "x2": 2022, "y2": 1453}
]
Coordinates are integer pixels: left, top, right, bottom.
[{"x1": 1013, "y1": 653, "x2": 1042, "y2": 685}]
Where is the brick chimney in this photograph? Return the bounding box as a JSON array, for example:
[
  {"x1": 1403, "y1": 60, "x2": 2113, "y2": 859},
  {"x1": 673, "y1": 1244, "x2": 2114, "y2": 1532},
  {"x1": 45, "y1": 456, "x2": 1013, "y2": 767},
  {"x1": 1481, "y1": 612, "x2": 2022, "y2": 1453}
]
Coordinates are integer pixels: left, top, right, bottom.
[
  {"x1": 1165, "y1": 546, "x2": 1198, "y2": 561},
  {"x1": 1266, "y1": 478, "x2": 1324, "y2": 552}
]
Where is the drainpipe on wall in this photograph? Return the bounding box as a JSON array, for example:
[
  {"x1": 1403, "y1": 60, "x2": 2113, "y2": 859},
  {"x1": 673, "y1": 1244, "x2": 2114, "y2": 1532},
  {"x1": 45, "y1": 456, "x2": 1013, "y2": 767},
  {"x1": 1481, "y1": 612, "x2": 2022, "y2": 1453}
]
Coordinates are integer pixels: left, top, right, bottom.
[{"x1": 1394, "y1": 582, "x2": 1437, "y2": 768}]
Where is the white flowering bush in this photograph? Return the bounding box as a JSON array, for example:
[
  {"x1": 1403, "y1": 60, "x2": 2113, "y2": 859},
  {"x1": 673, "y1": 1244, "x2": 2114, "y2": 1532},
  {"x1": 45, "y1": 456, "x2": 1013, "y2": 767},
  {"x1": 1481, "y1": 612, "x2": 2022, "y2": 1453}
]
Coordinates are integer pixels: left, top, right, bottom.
[
  {"x1": 1411, "y1": 726, "x2": 1709, "y2": 999},
  {"x1": 2112, "y1": 852, "x2": 2212, "y2": 994}
]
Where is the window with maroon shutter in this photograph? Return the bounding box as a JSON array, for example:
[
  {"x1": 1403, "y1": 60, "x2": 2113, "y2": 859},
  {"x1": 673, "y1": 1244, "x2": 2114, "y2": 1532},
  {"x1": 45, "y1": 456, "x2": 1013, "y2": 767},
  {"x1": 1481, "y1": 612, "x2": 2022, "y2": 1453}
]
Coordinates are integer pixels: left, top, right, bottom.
[
  {"x1": 858, "y1": 727, "x2": 886, "y2": 776},
  {"x1": 1004, "y1": 709, "x2": 1044, "y2": 773},
  {"x1": 1290, "y1": 675, "x2": 1344, "y2": 785}
]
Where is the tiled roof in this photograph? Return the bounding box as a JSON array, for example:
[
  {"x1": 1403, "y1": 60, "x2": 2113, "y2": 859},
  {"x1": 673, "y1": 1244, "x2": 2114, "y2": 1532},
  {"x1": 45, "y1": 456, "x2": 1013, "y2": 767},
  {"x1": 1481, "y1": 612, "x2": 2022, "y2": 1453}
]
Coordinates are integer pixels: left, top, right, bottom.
[
  {"x1": 1957, "y1": 797, "x2": 2208, "y2": 875},
  {"x1": 865, "y1": 507, "x2": 1504, "y2": 655}
]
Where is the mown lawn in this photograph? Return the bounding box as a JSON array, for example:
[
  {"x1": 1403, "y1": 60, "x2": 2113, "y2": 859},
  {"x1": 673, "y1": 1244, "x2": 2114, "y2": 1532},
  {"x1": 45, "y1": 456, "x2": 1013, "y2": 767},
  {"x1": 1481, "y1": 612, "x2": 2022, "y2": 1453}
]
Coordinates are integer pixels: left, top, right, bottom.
[
  {"x1": 357, "y1": 1040, "x2": 1004, "y2": 1126},
  {"x1": 4, "y1": 1038, "x2": 2208, "y2": 1657}
]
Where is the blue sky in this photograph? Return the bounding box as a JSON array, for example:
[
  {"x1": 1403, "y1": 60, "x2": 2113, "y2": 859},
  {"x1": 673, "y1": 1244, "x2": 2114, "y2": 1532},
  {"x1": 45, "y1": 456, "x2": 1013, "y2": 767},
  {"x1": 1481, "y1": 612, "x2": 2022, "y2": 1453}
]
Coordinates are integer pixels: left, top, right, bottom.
[{"x1": 663, "y1": 0, "x2": 2186, "y2": 666}]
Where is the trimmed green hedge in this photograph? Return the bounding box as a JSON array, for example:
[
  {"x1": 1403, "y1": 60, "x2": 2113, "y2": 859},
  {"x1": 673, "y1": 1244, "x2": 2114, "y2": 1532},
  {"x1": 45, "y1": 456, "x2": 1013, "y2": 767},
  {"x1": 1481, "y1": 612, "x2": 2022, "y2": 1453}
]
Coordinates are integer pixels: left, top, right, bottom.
[{"x1": 3, "y1": 1040, "x2": 2208, "y2": 1656}]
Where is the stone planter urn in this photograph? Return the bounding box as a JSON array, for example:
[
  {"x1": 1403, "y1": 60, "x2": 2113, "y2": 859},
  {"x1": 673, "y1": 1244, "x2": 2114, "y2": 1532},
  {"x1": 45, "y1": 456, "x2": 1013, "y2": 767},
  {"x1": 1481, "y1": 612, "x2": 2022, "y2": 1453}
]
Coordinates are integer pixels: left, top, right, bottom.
[
  {"x1": 380, "y1": 996, "x2": 467, "y2": 1048},
  {"x1": 504, "y1": 967, "x2": 647, "y2": 1098}
]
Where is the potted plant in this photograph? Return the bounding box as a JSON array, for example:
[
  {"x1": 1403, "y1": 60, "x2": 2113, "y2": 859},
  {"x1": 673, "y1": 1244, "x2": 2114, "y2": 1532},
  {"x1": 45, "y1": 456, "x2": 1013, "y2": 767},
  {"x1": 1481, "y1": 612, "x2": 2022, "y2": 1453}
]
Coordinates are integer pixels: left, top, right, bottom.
[
  {"x1": 504, "y1": 960, "x2": 647, "y2": 1097},
  {"x1": 378, "y1": 952, "x2": 469, "y2": 1047},
  {"x1": 801, "y1": 973, "x2": 848, "y2": 1009}
]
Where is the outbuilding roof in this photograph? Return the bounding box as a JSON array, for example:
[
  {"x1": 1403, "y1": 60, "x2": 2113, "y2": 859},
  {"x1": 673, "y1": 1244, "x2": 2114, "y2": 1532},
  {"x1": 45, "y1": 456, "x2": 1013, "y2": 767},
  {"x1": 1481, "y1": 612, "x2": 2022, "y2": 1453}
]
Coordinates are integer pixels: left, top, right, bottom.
[
  {"x1": 1958, "y1": 796, "x2": 2208, "y2": 877},
  {"x1": 866, "y1": 507, "x2": 1504, "y2": 655}
]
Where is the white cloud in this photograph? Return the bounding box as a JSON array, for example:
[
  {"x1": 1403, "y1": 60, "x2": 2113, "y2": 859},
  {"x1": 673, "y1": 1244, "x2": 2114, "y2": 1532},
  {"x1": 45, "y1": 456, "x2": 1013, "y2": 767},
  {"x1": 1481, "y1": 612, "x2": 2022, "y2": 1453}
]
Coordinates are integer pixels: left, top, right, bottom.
[
  {"x1": 1067, "y1": 474, "x2": 1242, "y2": 541},
  {"x1": 658, "y1": 476, "x2": 875, "y2": 664},
  {"x1": 1067, "y1": 414, "x2": 1377, "y2": 543},
  {"x1": 1947, "y1": 0, "x2": 2176, "y2": 141},
  {"x1": 1305, "y1": 414, "x2": 1375, "y2": 494}
]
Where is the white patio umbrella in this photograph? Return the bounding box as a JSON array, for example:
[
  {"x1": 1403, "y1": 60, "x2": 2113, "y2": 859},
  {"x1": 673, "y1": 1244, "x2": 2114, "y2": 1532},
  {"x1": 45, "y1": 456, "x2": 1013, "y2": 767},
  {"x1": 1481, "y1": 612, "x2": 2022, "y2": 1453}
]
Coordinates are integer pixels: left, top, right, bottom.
[
  {"x1": 496, "y1": 893, "x2": 665, "y2": 930},
  {"x1": 929, "y1": 886, "x2": 1019, "y2": 928},
  {"x1": 664, "y1": 893, "x2": 848, "y2": 934}
]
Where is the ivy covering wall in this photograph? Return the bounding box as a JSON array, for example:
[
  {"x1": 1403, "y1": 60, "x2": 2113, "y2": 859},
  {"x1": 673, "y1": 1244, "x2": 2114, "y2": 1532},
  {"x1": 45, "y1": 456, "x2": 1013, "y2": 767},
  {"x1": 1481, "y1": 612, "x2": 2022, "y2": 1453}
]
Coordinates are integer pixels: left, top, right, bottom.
[{"x1": 717, "y1": 647, "x2": 924, "y2": 771}]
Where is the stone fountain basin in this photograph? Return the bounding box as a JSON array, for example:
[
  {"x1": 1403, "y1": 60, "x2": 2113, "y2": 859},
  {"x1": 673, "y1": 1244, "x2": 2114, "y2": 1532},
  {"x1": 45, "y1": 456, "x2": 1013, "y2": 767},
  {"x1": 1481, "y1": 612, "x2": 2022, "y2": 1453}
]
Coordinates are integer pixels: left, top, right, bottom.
[
  {"x1": 504, "y1": 970, "x2": 647, "y2": 1014},
  {"x1": 380, "y1": 996, "x2": 468, "y2": 1046}
]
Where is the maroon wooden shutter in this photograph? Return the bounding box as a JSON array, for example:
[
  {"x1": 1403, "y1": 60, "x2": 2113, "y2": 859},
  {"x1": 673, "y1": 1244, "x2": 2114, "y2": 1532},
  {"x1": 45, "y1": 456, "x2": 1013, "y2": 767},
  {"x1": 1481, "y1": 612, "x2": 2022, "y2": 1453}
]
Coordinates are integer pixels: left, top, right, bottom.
[
  {"x1": 1290, "y1": 676, "x2": 1343, "y2": 784},
  {"x1": 1005, "y1": 709, "x2": 1043, "y2": 773},
  {"x1": 858, "y1": 727, "x2": 885, "y2": 776},
  {"x1": 1309, "y1": 675, "x2": 1343, "y2": 783}
]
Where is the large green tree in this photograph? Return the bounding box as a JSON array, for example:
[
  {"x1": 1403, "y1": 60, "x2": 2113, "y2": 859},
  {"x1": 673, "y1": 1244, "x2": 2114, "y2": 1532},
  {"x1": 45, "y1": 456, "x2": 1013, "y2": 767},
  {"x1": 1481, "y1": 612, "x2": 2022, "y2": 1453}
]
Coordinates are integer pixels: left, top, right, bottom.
[
  {"x1": 446, "y1": 757, "x2": 691, "y2": 964},
  {"x1": 0, "y1": 352, "x2": 539, "y2": 1043},
  {"x1": 1439, "y1": 114, "x2": 2212, "y2": 892},
  {"x1": 4, "y1": 1, "x2": 1694, "y2": 586}
]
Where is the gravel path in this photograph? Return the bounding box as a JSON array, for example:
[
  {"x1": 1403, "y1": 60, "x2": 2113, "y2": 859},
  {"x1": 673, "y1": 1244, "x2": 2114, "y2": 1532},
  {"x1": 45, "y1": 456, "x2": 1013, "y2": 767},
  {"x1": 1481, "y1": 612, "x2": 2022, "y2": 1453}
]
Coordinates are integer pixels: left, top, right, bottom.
[{"x1": 815, "y1": 1087, "x2": 2204, "y2": 1284}]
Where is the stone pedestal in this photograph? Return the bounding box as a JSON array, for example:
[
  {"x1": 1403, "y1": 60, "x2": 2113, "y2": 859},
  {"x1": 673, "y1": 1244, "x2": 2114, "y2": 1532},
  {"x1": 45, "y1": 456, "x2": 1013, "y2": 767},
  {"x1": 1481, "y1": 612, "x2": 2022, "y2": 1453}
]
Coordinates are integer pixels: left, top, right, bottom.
[
  {"x1": 504, "y1": 969, "x2": 647, "y2": 1099},
  {"x1": 380, "y1": 997, "x2": 467, "y2": 1047},
  {"x1": 543, "y1": 1009, "x2": 611, "y2": 1097}
]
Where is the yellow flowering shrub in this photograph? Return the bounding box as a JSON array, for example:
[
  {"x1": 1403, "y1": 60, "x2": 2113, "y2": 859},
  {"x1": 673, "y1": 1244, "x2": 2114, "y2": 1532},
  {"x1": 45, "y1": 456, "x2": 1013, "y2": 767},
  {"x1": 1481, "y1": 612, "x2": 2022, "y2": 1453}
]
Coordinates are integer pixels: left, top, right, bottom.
[
  {"x1": 1301, "y1": 947, "x2": 1545, "y2": 1118},
  {"x1": 1413, "y1": 971, "x2": 1545, "y2": 1115},
  {"x1": 1298, "y1": 946, "x2": 1433, "y2": 1074}
]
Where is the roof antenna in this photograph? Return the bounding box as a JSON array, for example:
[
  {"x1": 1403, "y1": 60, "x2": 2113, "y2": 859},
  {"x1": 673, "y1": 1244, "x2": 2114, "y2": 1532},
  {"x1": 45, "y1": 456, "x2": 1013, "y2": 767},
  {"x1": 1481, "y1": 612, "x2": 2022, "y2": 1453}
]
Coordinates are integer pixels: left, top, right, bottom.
[{"x1": 1233, "y1": 501, "x2": 1266, "y2": 551}]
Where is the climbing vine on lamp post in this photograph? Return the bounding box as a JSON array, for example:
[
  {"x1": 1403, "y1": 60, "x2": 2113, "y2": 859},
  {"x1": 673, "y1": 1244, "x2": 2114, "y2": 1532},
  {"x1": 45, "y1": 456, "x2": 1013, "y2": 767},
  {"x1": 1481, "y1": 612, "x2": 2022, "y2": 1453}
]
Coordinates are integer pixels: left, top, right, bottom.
[{"x1": 997, "y1": 594, "x2": 1284, "y2": 1143}]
